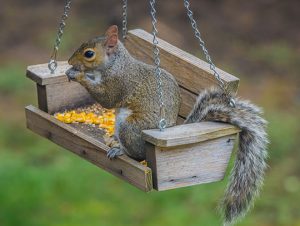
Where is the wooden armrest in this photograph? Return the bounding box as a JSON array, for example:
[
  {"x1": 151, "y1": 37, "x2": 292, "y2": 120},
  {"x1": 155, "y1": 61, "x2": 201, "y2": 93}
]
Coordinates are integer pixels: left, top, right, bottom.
[
  {"x1": 26, "y1": 61, "x2": 71, "y2": 85},
  {"x1": 142, "y1": 122, "x2": 240, "y2": 147}
]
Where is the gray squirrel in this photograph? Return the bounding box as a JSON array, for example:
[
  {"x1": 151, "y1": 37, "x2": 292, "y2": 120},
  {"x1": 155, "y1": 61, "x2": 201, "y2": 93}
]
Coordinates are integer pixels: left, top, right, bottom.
[{"x1": 66, "y1": 25, "x2": 268, "y2": 225}]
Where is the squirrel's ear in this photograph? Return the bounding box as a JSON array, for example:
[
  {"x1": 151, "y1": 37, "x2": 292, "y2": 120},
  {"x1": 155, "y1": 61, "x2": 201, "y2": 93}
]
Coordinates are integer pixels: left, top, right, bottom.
[
  {"x1": 105, "y1": 25, "x2": 118, "y2": 53},
  {"x1": 105, "y1": 25, "x2": 118, "y2": 37}
]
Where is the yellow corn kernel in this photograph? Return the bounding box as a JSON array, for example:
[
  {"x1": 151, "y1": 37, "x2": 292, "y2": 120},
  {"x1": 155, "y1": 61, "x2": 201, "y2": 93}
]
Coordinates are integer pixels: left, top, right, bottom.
[
  {"x1": 93, "y1": 118, "x2": 102, "y2": 125},
  {"x1": 71, "y1": 113, "x2": 78, "y2": 121},
  {"x1": 55, "y1": 113, "x2": 65, "y2": 122},
  {"x1": 64, "y1": 113, "x2": 72, "y2": 118},
  {"x1": 106, "y1": 126, "x2": 114, "y2": 132},
  {"x1": 107, "y1": 119, "x2": 115, "y2": 125},
  {"x1": 76, "y1": 117, "x2": 85, "y2": 123},
  {"x1": 98, "y1": 117, "x2": 104, "y2": 124},
  {"x1": 85, "y1": 118, "x2": 94, "y2": 124},
  {"x1": 140, "y1": 160, "x2": 147, "y2": 167},
  {"x1": 55, "y1": 107, "x2": 116, "y2": 134},
  {"x1": 87, "y1": 112, "x2": 95, "y2": 118},
  {"x1": 64, "y1": 118, "x2": 72, "y2": 124},
  {"x1": 79, "y1": 112, "x2": 86, "y2": 117}
]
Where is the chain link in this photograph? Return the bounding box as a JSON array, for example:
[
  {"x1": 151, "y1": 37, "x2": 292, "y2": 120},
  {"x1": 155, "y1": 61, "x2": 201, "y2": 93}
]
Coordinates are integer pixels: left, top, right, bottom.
[
  {"x1": 183, "y1": 0, "x2": 224, "y2": 89},
  {"x1": 150, "y1": 0, "x2": 167, "y2": 131},
  {"x1": 48, "y1": 0, "x2": 72, "y2": 74},
  {"x1": 184, "y1": 0, "x2": 235, "y2": 107},
  {"x1": 183, "y1": 0, "x2": 235, "y2": 107},
  {"x1": 122, "y1": 0, "x2": 128, "y2": 39}
]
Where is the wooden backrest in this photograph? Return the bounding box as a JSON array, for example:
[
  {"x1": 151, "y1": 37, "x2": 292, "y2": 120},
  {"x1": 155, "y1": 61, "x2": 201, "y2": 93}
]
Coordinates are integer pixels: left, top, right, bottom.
[{"x1": 125, "y1": 29, "x2": 239, "y2": 119}]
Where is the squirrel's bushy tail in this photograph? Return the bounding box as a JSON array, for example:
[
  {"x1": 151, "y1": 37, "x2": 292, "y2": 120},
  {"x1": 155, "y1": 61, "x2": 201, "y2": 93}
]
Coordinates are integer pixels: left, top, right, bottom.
[{"x1": 185, "y1": 88, "x2": 268, "y2": 225}]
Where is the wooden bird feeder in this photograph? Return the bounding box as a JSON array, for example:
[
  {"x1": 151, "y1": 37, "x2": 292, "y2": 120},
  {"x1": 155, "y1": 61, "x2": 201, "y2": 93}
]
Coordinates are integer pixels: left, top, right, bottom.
[{"x1": 25, "y1": 29, "x2": 240, "y2": 192}]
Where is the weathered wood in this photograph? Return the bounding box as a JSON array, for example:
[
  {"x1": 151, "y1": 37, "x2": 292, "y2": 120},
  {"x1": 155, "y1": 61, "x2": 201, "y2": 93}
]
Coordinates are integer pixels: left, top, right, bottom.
[
  {"x1": 142, "y1": 121, "x2": 240, "y2": 147},
  {"x1": 145, "y1": 143, "x2": 159, "y2": 189},
  {"x1": 37, "y1": 84, "x2": 48, "y2": 112},
  {"x1": 45, "y1": 82, "x2": 94, "y2": 114},
  {"x1": 25, "y1": 105, "x2": 153, "y2": 192},
  {"x1": 125, "y1": 29, "x2": 240, "y2": 95},
  {"x1": 176, "y1": 116, "x2": 185, "y2": 125},
  {"x1": 179, "y1": 88, "x2": 197, "y2": 118},
  {"x1": 146, "y1": 134, "x2": 236, "y2": 191},
  {"x1": 36, "y1": 81, "x2": 94, "y2": 114},
  {"x1": 27, "y1": 61, "x2": 70, "y2": 85}
]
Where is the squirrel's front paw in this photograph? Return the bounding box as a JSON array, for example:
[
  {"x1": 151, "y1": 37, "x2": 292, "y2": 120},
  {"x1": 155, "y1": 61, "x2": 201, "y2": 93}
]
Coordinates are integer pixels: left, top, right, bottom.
[
  {"x1": 107, "y1": 147, "x2": 124, "y2": 159},
  {"x1": 65, "y1": 67, "x2": 82, "y2": 81}
]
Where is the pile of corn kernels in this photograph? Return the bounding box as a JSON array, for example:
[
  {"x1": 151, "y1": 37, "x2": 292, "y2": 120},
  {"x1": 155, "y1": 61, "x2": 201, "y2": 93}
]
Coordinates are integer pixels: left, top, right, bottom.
[
  {"x1": 54, "y1": 104, "x2": 115, "y2": 136},
  {"x1": 54, "y1": 104, "x2": 148, "y2": 166}
]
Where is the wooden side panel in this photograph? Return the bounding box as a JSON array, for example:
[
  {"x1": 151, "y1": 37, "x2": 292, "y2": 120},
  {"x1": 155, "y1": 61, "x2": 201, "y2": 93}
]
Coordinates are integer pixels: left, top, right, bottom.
[
  {"x1": 45, "y1": 82, "x2": 94, "y2": 114},
  {"x1": 31, "y1": 65, "x2": 95, "y2": 114},
  {"x1": 146, "y1": 135, "x2": 236, "y2": 191},
  {"x1": 125, "y1": 29, "x2": 239, "y2": 95},
  {"x1": 25, "y1": 105, "x2": 153, "y2": 192}
]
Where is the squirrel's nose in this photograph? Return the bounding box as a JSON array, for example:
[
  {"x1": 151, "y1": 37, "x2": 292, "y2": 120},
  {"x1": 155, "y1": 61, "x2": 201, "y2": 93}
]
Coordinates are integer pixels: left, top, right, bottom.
[
  {"x1": 68, "y1": 54, "x2": 78, "y2": 66},
  {"x1": 68, "y1": 57, "x2": 73, "y2": 65}
]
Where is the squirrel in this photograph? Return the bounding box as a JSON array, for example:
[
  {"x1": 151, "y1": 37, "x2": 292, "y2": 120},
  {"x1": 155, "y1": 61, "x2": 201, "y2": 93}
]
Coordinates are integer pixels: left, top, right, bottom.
[
  {"x1": 66, "y1": 25, "x2": 181, "y2": 160},
  {"x1": 66, "y1": 25, "x2": 268, "y2": 226}
]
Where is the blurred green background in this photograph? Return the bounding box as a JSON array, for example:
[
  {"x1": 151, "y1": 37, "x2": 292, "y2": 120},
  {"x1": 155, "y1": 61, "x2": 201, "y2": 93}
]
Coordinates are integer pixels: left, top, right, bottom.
[{"x1": 0, "y1": 0, "x2": 299, "y2": 225}]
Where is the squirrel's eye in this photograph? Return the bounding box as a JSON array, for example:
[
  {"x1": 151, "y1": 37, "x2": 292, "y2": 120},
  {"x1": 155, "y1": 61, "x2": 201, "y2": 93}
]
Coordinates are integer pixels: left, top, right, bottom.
[
  {"x1": 83, "y1": 49, "x2": 96, "y2": 62},
  {"x1": 84, "y1": 50, "x2": 95, "y2": 59}
]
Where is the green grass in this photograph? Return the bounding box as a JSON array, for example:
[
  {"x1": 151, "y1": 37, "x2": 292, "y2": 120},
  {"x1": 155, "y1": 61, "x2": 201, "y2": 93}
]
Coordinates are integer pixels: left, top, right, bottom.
[
  {"x1": 0, "y1": 64, "x2": 29, "y2": 93},
  {"x1": 0, "y1": 63, "x2": 299, "y2": 226}
]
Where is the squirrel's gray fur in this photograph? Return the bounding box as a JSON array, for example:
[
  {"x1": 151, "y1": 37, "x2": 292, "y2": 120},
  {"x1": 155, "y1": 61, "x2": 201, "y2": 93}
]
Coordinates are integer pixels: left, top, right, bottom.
[
  {"x1": 185, "y1": 88, "x2": 269, "y2": 225},
  {"x1": 66, "y1": 26, "x2": 269, "y2": 225}
]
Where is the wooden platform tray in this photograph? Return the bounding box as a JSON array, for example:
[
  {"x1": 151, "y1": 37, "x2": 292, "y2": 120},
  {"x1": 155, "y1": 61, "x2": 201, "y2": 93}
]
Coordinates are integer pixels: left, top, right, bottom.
[
  {"x1": 25, "y1": 105, "x2": 153, "y2": 192},
  {"x1": 25, "y1": 29, "x2": 240, "y2": 192}
]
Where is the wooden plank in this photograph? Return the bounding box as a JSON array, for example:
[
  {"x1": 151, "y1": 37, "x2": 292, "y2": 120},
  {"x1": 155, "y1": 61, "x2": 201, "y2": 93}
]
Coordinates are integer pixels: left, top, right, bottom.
[
  {"x1": 147, "y1": 135, "x2": 236, "y2": 191},
  {"x1": 142, "y1": 121, "x2": 240, "y2": 147},
  {"x1": 37, "y1": 84, "x2": 48, "y2": 112},
  {"x1": 45, "y1": 82, "x2": 94, "y2": 114},
  {"x1": 145, "y1": 143, "x2": 159, "y2": 189},
  {"x1": 25, "y1": 105, "x2": 153, "y2": 192},
  {"x1": 176, "y1": 116, "x2": 185, "y2": 125},
  {"x1": 179, "y1": 87, "x2": 197, "y2": 118},
  {"x1": 125, "y1": 29, "x2": 239, "y2": 94}
]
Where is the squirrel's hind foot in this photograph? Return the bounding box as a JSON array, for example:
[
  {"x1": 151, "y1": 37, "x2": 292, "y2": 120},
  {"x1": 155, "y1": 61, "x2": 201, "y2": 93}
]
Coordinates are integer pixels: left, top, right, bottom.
[{"x1": 107, "y1": 147, "x2": 124, "y2": 159}]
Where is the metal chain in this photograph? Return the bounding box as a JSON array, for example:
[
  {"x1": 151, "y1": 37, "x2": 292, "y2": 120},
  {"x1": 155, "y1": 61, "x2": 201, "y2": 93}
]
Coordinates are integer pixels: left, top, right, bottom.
[
  {"x1": 122, "y1": 0, "x2": 128, "y2": 39},
  {"x1": 48, "y1": 0, "x2": 72, "y2": 74},
  {"x1": 150, "y1": 0, "x2": 167, "y2": 131},
  {"x1": 183, "y1": 0, "x2": 235, "y2": 107}
]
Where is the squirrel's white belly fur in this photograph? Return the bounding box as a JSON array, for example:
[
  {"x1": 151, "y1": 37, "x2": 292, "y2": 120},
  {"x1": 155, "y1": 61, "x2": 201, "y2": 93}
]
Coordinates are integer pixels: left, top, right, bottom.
[
  {"x1": 115, "y1": 107, "x2": 133, "y2": 139},
  {"x1": 85, "y1": 72, "x2": 102, "y2": 84}
]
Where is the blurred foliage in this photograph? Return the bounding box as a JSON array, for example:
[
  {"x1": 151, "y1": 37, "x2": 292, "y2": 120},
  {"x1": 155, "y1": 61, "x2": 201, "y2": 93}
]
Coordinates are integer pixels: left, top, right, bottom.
[{"x1": 0, "y1": 0, "x2": 300, "y2": 226}]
